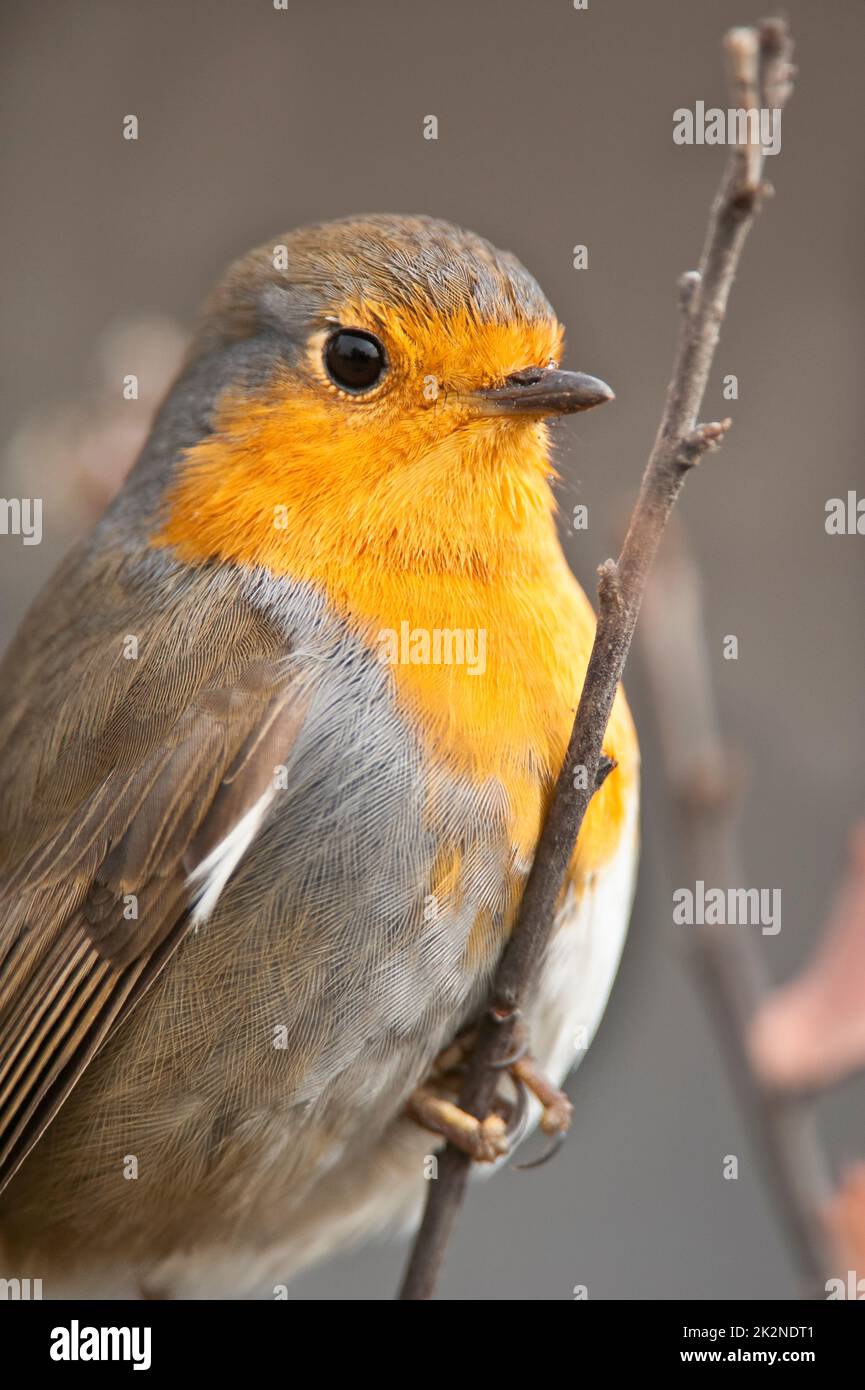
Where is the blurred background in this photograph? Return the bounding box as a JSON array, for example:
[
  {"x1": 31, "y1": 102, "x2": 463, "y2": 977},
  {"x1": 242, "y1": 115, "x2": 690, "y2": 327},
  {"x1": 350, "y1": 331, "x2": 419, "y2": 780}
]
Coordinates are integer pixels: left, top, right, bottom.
[{"x1": 1, "y1": 0, "x2": 862, "y2": 1299}]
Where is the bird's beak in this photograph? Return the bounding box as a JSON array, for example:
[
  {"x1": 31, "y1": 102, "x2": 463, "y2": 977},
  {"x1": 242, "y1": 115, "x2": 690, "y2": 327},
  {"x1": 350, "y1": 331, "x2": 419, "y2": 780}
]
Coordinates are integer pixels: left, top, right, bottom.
[{"x1": 470, "y1": 366, "x2": 615, "y2": 418}]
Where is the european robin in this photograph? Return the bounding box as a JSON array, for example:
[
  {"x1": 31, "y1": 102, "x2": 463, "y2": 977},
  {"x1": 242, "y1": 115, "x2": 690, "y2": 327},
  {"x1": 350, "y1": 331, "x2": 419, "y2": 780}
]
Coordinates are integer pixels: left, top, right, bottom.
[{"x1": 0, "y1": 215, "x2": 639, "y2": 1297}]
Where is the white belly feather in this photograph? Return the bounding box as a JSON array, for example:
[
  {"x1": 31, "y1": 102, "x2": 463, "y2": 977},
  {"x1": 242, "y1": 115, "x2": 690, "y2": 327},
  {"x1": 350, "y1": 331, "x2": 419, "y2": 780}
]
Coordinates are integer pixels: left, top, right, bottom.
[{"x1": 526, "y1": 787, "x2": 640, "y2": 1092}]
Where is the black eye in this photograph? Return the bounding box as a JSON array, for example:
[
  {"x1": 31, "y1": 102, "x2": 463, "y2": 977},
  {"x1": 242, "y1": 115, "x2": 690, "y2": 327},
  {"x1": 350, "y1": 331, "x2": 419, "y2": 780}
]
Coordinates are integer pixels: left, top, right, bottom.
[{"x1": 324, "y1": 329, "x2": 387, "y2": 393}]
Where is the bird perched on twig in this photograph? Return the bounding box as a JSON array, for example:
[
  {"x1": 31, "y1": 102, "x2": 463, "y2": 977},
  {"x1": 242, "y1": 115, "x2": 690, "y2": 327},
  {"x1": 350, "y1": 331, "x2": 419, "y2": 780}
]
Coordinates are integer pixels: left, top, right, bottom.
[{"x1": 0, "y1": 215, "x2": 638, "y2": 1297}]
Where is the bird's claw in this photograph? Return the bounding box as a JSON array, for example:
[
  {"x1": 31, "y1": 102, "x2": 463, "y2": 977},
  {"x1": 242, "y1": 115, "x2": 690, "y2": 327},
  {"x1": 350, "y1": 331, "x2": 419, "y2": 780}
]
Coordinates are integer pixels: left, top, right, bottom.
[
  {"x1": 406, "y1": 1088, "x2": 510, "y2": 1163},
  {"x1": 409, "y1": 1023, "x2": 573, "y2": 1163}
]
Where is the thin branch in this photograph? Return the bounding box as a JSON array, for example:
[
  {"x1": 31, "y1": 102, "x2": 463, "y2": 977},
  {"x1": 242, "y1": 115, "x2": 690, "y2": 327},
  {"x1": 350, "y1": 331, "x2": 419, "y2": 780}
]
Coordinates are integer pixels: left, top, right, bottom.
[
  {"x1": 639, "y1": 521, "x2": 832, "y2": 1295},
  {"x1": 399, "y1": 16, "x2": 796, "y2": 1300}
]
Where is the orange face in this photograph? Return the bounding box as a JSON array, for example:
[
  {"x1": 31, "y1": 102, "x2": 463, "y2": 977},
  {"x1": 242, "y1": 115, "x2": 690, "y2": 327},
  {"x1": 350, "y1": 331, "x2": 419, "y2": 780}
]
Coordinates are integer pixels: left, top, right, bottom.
[{"x1": 157, "y1": 300, "x2": 565, "y2": 583}]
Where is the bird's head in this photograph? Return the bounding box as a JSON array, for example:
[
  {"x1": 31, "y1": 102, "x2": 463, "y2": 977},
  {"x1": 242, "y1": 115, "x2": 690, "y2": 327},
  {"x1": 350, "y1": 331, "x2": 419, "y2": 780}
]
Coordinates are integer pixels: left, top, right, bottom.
[{"x1": 151, "y1": 214, "x2": 613, "y2": 581}]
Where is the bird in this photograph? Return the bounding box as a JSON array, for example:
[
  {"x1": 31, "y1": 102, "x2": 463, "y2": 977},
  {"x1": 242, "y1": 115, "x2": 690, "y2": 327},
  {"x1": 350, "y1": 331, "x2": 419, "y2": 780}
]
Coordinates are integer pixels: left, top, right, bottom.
[{"x1": 0, "y1": 214, "x2": 639, "y2": 1298}]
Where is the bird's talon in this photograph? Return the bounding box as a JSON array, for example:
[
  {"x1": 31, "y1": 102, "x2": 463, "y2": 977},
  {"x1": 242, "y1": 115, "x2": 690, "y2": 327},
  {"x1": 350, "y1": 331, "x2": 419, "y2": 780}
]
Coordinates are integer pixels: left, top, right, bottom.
[{"x1": 515, "y1": 1130, "x2": 569, "y2": 1172}]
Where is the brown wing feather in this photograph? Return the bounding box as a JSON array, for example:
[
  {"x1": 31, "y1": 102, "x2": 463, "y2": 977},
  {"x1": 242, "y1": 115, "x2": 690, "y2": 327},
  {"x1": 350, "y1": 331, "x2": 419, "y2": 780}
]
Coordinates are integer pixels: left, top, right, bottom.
[{"x1": 0, "y1": 571, "x2": 304, "y2": 1193}]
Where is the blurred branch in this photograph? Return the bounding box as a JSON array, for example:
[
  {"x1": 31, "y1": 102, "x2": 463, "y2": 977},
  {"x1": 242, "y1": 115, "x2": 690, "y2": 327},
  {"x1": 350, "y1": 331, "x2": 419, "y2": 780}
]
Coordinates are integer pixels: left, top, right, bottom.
[
  {"x1": 640, "y1": 522, "x2": 832, "y2": 1295},
  {"x1": 399, "y1": 16, "x2": 796, "y2": 1300}
]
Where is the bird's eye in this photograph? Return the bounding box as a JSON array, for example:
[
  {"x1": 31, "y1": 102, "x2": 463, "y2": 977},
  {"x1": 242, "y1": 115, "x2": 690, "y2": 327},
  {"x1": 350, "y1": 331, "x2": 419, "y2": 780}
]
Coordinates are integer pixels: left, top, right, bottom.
[{"x1": 324, "y1": 329, "x2": 387, "y2": 393}]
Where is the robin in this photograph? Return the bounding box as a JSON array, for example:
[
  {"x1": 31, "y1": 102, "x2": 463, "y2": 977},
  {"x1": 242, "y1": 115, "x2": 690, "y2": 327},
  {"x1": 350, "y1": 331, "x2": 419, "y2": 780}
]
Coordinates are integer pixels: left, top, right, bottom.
[{"x1": 0, "y1": 214, "x2": 639, "y2": 1297}]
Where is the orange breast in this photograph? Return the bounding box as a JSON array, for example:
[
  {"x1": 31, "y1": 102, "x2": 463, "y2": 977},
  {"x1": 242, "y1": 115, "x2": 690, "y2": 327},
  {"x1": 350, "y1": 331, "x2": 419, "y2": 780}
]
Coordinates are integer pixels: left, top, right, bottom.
[{"x1": 155, "y1": 376, "x2": 639, "y2": 883}]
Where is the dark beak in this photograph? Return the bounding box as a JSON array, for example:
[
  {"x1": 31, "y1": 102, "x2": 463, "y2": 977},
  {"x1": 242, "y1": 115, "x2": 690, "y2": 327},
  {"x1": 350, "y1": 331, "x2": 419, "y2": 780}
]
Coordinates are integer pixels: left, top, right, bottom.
[{"x1": 472, "y1": 366, "x2": 615, "y2": 417}]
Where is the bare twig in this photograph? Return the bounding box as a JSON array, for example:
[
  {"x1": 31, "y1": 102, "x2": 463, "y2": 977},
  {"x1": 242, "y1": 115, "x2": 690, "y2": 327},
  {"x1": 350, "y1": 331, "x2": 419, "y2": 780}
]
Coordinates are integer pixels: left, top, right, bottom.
[
  {"x1": 398, "y1": 16, "x2": 796, "y2": 1300},
  {"x1": 640, "y1": 521, "x2": 832, "y2": 1295}
]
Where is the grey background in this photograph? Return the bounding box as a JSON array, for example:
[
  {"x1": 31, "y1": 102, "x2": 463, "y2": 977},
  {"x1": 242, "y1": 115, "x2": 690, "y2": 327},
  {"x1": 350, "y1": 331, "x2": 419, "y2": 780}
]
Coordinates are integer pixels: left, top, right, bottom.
[{"x1": 1, "y1": 0, "x2": 862, "y2": 1300}]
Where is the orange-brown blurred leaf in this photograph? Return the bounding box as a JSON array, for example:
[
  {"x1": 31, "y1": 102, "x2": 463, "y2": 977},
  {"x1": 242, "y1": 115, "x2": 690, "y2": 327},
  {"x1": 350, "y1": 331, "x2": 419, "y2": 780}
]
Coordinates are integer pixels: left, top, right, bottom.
[
  {"x1": 749, "y1": 825, "x2": 865, "y2": 1089},
  {"x1": 825, "y1": 1163, "x2": 865, "y2": 1272}
]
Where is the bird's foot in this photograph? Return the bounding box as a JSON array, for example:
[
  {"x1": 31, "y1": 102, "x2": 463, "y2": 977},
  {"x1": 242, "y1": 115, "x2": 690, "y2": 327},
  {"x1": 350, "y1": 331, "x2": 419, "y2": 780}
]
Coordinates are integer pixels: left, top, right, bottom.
[
  {"x1": 509, "y1": 1048, "x2": 574, "y2": 1137},
  {"x1": 407, "y1": 1022, "x2": 573, "y2": 1161},
  {"x1": 406, "y1": 1087, "x2": 510, "y2": 1163},
  {"x1": 438, "y1": 1022, "x2": 573, "y2": 1138}
]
